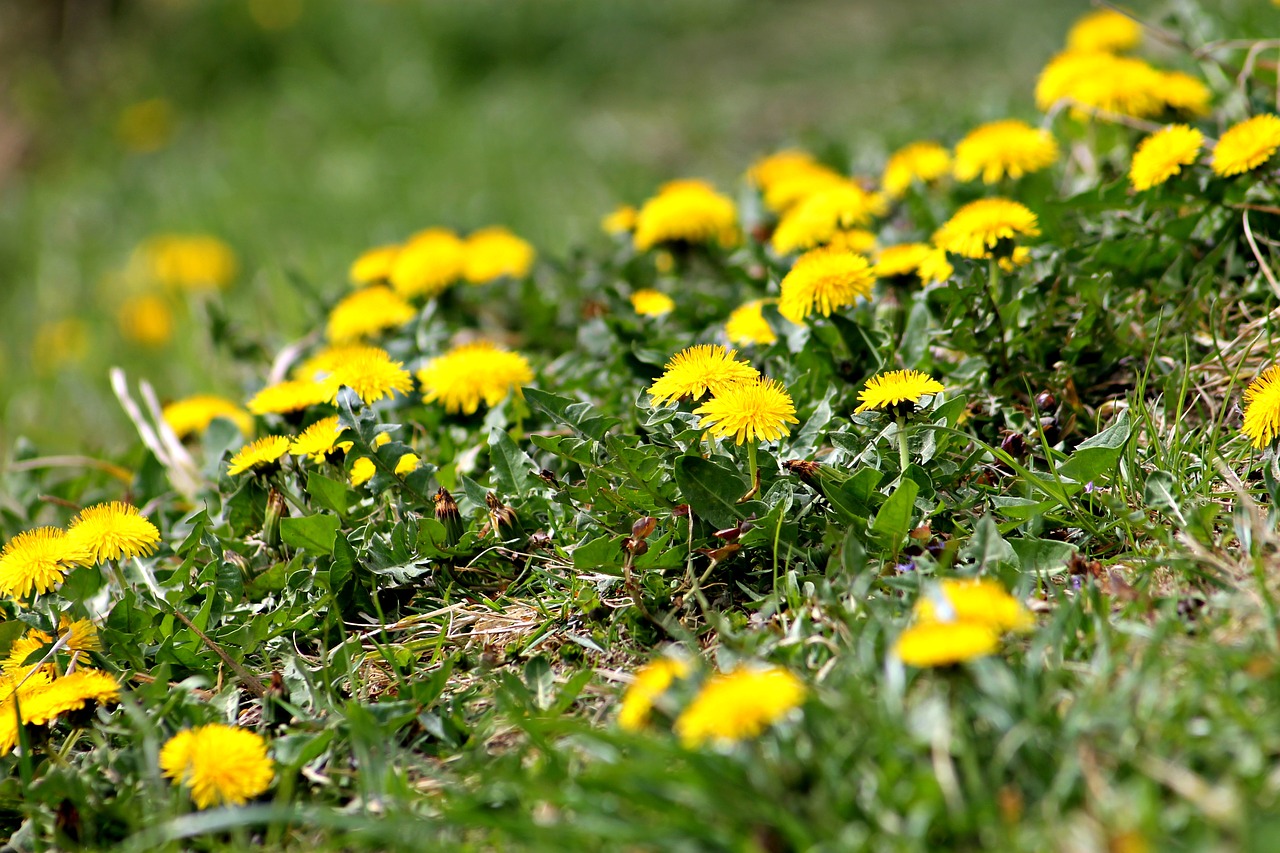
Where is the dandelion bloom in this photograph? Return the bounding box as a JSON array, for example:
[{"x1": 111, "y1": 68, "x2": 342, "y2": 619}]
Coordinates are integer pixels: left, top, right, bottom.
[
  {"x1": 247, "y1": 378, "x2": 337, "y2": 416},
  {"x1": 160, "y1": 724, "x2": 275, "y2": 810},
  {"x1": 226, "y1": 436, "x2": 290, "y2": 476},
  {"x1": 326, "y1": 285, "x2": 416, "y2": 343},
  {"x1": 417, "y1": 341, "x2": 534, "y2": 415},
  {"x1": 65, "y1": 502, "x2": 161, "y2": 565},
  {"x1": 917, "y1": 248, "x2": 955, "y2": 284},
  {"x1": 630, "y1": 289, "x2": 675, "y2": 317},
  {"x1": 58, "y1": 615, "x2": 102, "y2": 653},
  {"x1": 1212, "y1": 114, "x2": 1280, "y2": 177},
  {"x1": 674, "y1": 666, "x2": 805, "y2": 747},
  {"x1": 1130, "y1": 125, "x2": 1203, "y2": 190},
  {"x1": 777, "y1": 247, "x2": 877, "y2": 324},
  {"x1": 349, "y1": 244, "x2": 400, "y2": 287},
  {"x1": 618, "y1": 656, "x2": 693, "y2": 731},
  {"x1": 18, "y1": 671, "x2": 120, "y2": 726},
  {"x1": 647, "y1": 344, "x2": 759, "y2": 405},
  {"x1": 873, "y1": 243, "x2": 934, "y2": 280},
  {"x1": 394, "y1": 453, "x2": 420, "y2": 476},
  {"x1": 754, "y1": 157, "x2": 846, "y2": 214},
  {"x1": 855, "y1": 370, "x2": 945, "y2": 414},
  {"x1": 602, "y1": 205, "x2": 637, "y2": 235},
  {"x1": 326, "y1": 346, "x2": 414, "y2": 405},
  {"x1": 138, "y1": 235, "x2": 238, "y2": 291},
  {"x1": 725, "y1": 299, "x2": 779, "y2": 347},
  {"x1": 828, "y1": 229, "x2": 877, "y2": 255},
  {"x1": 882, "y1": 140, "x2": 952, "y2": 198},
  {"x1": 0, "y1": 672, "x2": 52, "y2": 754},
  {"x1": 163, "y1": 395, "x2": 253, "y2": 438},
  {"x1": 289, "y1": 416, "x2": 352, "y2": 463},
  {"x1": 389, "y1": 227, "x2": 465, "y2": 299},
  {"x1": 4, "y1": 630, "x2": 54, "y2": 677},
  {"x1": 1065, "y1": 9, "x2": 1142, "y2": 54},
  {"x1": 915, "y1": 579, "x2": 1034, "y2": 632},
  {"x1": 0, "y1": 528, "x2": 80, "y2": 599},
  {"x1": 953, "y1": 120, "x2": 1059, "y2": 184},
  {"x1": 463, "y1": 226, "x2": 536, "y2": 283},
  {"x1": 1035, "y1": 52, "x2": 1165, "y2": 119},
  {"x1": 893, "y1": 621, "x2": 1001, "y2": 667},
  {"x1": 1154, "y1": 71, "x2": 1211, "y2": 116},
  {"x1": 117, "y1": 294, "x2": 174, "y2": 347},
  {"x1": 747, "y1": 149, "x2": 822, "y2": 193},
  {"x1": 1242, "y1": 364, "x2": 1280, "y2": 448},
  {"x1": 694, "y1": 376, "x2": 799, "y2": 445},
  {"x1": 933, "y1": 198, "x2": 1039, "y2": 259},
  {"x1": 633, "y1": 180, "x2": 738, "y2": 251},
  {"x1": 292, "y1": 344, "x2": 368, "y2": 381},
  {"x1": 770, "y1": 181, "x2": 886, "y2": 255},
  {"x1": 349, "y1": 457, "x2": 377, "y2": 487}
]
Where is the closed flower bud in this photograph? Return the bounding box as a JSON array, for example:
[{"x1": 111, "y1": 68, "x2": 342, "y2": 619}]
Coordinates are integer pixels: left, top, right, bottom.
[
  {"x1": 262, "y1": 487, "x2": 287, "y2": 548},
  {"x1": 434, "y1": 488, "x2": 463, "y2": 546},
  {"x1": 631, "y1": 516, "x2": 657, "y2": 541}
]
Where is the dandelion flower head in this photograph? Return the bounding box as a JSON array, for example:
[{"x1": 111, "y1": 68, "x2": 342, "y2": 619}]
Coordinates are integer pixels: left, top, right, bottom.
[
  {"x1": 725, "y1": 299, "x2": 779, "y2": 347},
  {"x1": 58, "y1": 615, "x2": 102, "y2": 653},
  {"x1": 1130, "y1": 124, "x2": 1203, "y2": 191},
  {"x1": 160, "y1": 724, "x2": 275, "y2": 810},
  {"x1": 324, "y1": 346, "x2": 414, "y2": 405},
  {"x1": 4, "y1": 629, "x2": 53, "y2": 678},
  {"x1": 855, "y1": 369, "x2": 945, "y2": 414},
  {"x1": 0, "y1": 528, "x2": 80, "y2": 599},
  {"x1": 633, "y1": 179, "x2": 739, "y2": 251},
  {"x1": 1154, "y1": 71, "x2": 1211, "y2": 116},
  {"x1": 917, "y1": 247, "x2": 955, "y2": 284},
  {"x1": 350, "y1": 457, "x2": 377, "y2": 487},
  {"x1": 673, "y1": 665, "x2": 806, "y2": 747},
  {"x1": 138, "y1": 235, "x2": 238, "y2": 291},
  {"x1": 933, "y1": 198, "x2": 1040, "y2": 259},
  {"x1": 227, "y1": 436, "x2": 291, "y2": 476},
  {"x1": 894, "y1": 621, "x2": 1001, "y2": 667},
  {"x1": 750, "y1": 153, "x2": 845, "y2": 214},
  {"x1": 417, "y1": 341, "x2": 534, "y2": 415},
  {"x1": 882, "y1": 140, "x2": 952, "y2": 198},
  {"x1": 326, "y1": 285, "x2": 416, "y2": 343},
  {"x1": 873, "y1": 243, "x2": 935, "y2": 280},
  {"x1": 694, "y1": 376, "x2": 799, "y2": 445},
  {"x1": 18, "y1": 670, "x2": 120, "y2": 726},
  {"x1": 602, "y1": 205, "x2": 637, "y2": 235},
  {"x1": 394, "y1": 453, "x2": 420, "y2": 476},
  {"x1": 647, "y1": 344, "x2": 759, "y2": 405},
  {"x1": 618, "y1": 656, "x2": 693, "y2": 731},
  {"x1": 117, "y1": 294, "x2": 174, "y2": 348},
  {"x1": 463, "y1": 226, "x2": 536, "y2": 284},
  {"x1": 349, "y1": 244, "x2": 400, "y2": 287},
  {"x1": 630, "y1": 289, "x2": 675, "y2": 317},
  {"x1": 1035, "y1": 52, "x2": 1165, "y2": 119},
  {"x1": 915, "y1": 578, "x2": 1033, "y2": 632},
  {"x1": 1242, "y1": 364, "x2": 1280, "y2": 448},
  {"x1": 247, "y1": 378, "x2": 338, "y2": 416},
  {"x1": 777, "y1": 247, "x2": 877, "y2": 324},
  {"x1": 289, "y1": 416, "x2": 352, "y2": 463},
  {"x1": 389, "y1": 227, "x2": 465, "y2": 299},
  {"x1": 163, "y1": 395, "x2": 253, "y2": 438},
  {"x1": 1065, "y1": 9, "x2": 1142, "y2": 54},
  {"x1": 65, "y1": 502, "x2": 161, "y2": 565},
  {"x1": 770, "y1": 180, "x2": 887, "y2": 255},
  {"x1": 1213, "y1": 114, "x2": 1280, "y2": 177},
  {"x1": 953, "y1": 119, "x2": 1059, "y2": 184}
]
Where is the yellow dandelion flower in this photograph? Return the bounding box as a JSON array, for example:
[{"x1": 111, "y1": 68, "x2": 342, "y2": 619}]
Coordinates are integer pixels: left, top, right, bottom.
[
  {"x1": 226, "y1": 436, "x2": 290, "y2": 476},
  {"x1": 326, "y1": 346, "x2": 413, "y2": 405},
  {"x1": 373, "y1": 432, "x2": 391, "y2": 449},
  {"x1": 138, "y1": 235, "x2": 238, "y2": 291},
  {"x1": 4, "y1": 630, "x2": 53, "y2": 677},
  {"x1": 1242, "y1": 364, "x2": 1280, "y2": 448},
  {"x1": 0, "y1": 672, "x2": 52, "y2": 755},
  {"x1": 777, "y1": 247, "x2": 877, "y2": 324},
  {"x1": 18, "y1": 670, "x2": 120, "y2": 726},
  {"x1": 0, "y1": 528, "x2": 79, "y2": 599},
  {"x1": 874, "y1": 243, "x2": 934, "y2": 280},
  {"x1": 1154, "y1": 71, "x2": 1211, "y2": 116},
  {"x1": 770, "y1": 181, "x2": 887, "y2": 255},
  {"x1": 694, "y1": 376, "x2": 799, "y2": 445},
  {"x1": 350, "y1": 457, "x2": 377, "y2": 487},
  {"x1": 349, "y1": 244, "x2": 400, "y2": 287},
  {"x1": 289, "y1": 416, "x2": 352, "y2": 463},
  {"x1": 247, "y1": 378, "x2": 337, "y2": 416},
  {"x1": 394, "y1": 453, "x2": 420, "y2": 476},
  {"x1": 725, "y1": 299, "x2": 779, "y2": 347},
  {"x1": 633, "y1": 179, "x2": 738, "y2": 251},
  {"x1": 389, "y1": 227, "x2": 465, "y2": 299},
  {"x1": 893, "y1": 621, "x2": 1001, "y2": 667},
  {"x1": 602, "y1": 204, "x2": 637, "y2": 235},
  {"x1": 953, "y1": 119, "x2": 1059, "y2": 184},
  {"x1": 915, "y1": 579, "x2": 1034, "y2": 632},
  {"x1": 647, "y1": 344, "x2": 759, "y2": 405},
  {"x1": 463, "y1": 226, "x2": 536, "y2": 284},
  {"x1": 117, "y1": 294, "x2": 174, "y2": 347},
  {"x1": 65, "y1": 502, "x2": 161, "y2": 565},
  {"x1": 630, "y1": 289, "x2": 675, "y2": 317},
  {"x1": 761, "y1": 162, "x2": 846, "y2": 214},
  {"x1": 673, "y1": 665, "x2": 806, "y2": 748},
  {"x1": 58, "y1": 615, "x2": 102, "y2": 653},
  {"x1": 882, "y1": 140, "x2": 953, "y2": 198},
  {"x1": 1036, "y1": 52, "x2": 1165, "y2": 119},
  {"x1": 417, "y1": 341, "x2": 534, "y2": 416},
  {"x1": 326, "y1": 285, "x2": 416, "y2": 343},
  {"x1": 618, "y1": 656, "x2": 693, "y2": 731},
  {"x1": 747, "y1": 149, "x2": 822, "y2": 193},
  {"x1": 163, "y1": 395, "x2": 253, "y2": 438},
  {"x1": 828, "y1": 229, "x2": 877, "y2": 254},
  {"x1": 1213, "y1": 114, "x2": 1280, "y2": 177},
  {"x1": 998, "y1": 246, "x2": 1032, "y2": 273},
  {"x1": 1066, "y1": 9, "x2": 1142, "y2": 54},
  {"x1": 917, "y1": 247, "x2": 955, "y2": 284},
  {"x1": 933, "y1": 198, "x2": 1040, "y2": 259},
  {"x1": 160, "y1": 724, "x2": 275, "y2": 810},
  {"x1": 855, "y1": 370, "x2": 945, "y2": 414},
  {"x1": 1130, "y1": 124, "x2": 1203, "y2": 190}
]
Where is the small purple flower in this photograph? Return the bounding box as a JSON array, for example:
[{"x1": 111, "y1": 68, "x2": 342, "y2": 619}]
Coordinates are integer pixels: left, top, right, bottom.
[{"x1": 895, "y1": 560, "x2": 916, "y2": 573}]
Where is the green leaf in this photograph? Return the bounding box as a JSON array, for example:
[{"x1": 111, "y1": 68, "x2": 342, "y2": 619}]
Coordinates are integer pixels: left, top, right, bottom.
[
  {"x1": 524, "y1": 387, "x2": 618, "y2": 442},
  {"x1": 306, "y1": 471, "x2": 352, "y2": 516},
  {"x1": 330, "y1": 533, "x2": 357, "y2": 594},
  {"x1": 280, "y1": 514, "x2": 340, "y2": 555},
  {"x1": 489, "y1": 429, "x2": 539, "y2": 498},
  {"x1": 1143, "y1": 469, "x2": 1186, "y2": 525},
  {"x1": 870, "y1": 478, "x2": 920, "y2": 555},
  {"x1": 571, "y1": 535, "x2": 624, "y2": 575},
  {"x1": 1009, "y1": 537, "x2": 1076, "y2": 575},
  {"x1": 673, "y1": 455, "x2": 748, "y2": 529},
  {"x1": 1058, "y1": 411, "x2": 1131, "y2": 483},
  {"x1": 961, "y1": 514, "x2": 1019, "y2": 572}
]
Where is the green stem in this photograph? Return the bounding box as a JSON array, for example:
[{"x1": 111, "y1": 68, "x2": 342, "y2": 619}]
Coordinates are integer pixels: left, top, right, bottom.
[
  {"x1": 986, "y1": 256, "x2": 1011, "y2": 371},
  {"x1": 746, "y1": 441, "x2": 759, "y2": 495},
  {"x1": 896, "y1": 416, "x2": 911, "y2": 475}
]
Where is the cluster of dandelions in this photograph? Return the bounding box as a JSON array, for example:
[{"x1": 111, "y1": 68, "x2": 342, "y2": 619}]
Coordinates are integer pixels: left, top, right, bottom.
[{"x1": 617, "y1": 655, "x2": 806, "y2": 749}]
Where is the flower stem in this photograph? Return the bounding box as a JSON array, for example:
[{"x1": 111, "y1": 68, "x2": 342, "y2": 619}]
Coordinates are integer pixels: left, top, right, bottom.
[
  {"x1": 986, "y1": 256, "x2": 1011, "y2": 371},
  {"x1": 742, "y1": 441, "x2": 760, "y2": 501},
  {"x1": 896, "y1": 416, "x2": 911, "y2": 475}
]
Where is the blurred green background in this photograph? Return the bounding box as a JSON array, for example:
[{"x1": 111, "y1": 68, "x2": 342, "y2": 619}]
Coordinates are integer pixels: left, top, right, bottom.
[{"x1": 0, "y1": 0, "x2": 1092, "y2": 453}]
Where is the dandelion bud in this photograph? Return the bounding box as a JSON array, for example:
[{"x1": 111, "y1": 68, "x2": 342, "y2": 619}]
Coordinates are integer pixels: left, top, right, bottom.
[
  {"x1": 485, "y1": 493, "x2": 521, "y2": 537},
  {"x1": 434, "y1": 488, "x2": 463, "y2": 546},
  {"x1": 262, "y1": 487, "x2": 287, "y2": 548},
  {"x1": 631, "y1": 516, "x2": 657, "y2": 541}
]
